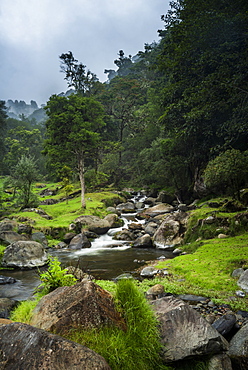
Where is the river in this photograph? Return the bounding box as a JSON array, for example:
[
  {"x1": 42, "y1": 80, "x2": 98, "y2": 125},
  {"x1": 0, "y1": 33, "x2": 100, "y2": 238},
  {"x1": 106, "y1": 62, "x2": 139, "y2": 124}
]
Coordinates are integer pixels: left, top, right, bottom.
[{"x1": 0, "y1": 198, "x2": 174, "y2": 301}]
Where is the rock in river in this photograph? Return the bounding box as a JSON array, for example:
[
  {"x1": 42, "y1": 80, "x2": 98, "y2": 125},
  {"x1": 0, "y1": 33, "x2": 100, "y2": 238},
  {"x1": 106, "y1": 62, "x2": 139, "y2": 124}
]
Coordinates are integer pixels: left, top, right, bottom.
[{"x1": 1, "y1": 241, "x2": 48, "y2": 269}]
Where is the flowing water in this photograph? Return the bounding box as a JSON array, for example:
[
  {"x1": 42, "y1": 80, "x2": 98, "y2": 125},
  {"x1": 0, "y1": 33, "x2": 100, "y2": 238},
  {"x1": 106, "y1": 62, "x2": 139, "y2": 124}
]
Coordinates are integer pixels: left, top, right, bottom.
[{"x1": 0, "y1": 198, "x2": 174, "y2": 301}]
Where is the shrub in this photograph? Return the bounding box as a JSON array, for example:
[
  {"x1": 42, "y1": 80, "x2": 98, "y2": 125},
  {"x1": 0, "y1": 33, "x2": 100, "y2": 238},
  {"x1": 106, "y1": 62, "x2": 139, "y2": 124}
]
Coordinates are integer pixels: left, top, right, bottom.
[
  {"x1": 204, "y1": 149, "x2": 248, "y2": 199},
  {"x1": 37, "y1": 256, "x2": 77, "y2": 296}
]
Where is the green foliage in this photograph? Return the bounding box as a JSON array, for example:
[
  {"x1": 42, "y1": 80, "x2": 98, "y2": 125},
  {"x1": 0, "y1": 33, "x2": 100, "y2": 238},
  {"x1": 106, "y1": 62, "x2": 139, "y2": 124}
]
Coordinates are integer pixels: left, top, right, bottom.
[
  {"x1": 44, "y1": 94, "x2": 106, "y2": 207},
  {"x1": 9, "y1": 154, "x2": 40, "y2": 208},
  {"x1": 38, "y1": 256, "x2": 77, "y2": 296},
  {"x1": 0, "y1": 244, "x2": 5, "y2": 263},
  {"x1": 66, "y1": 279, "x2": 170, "y2": 370},
  {"x1": 204, "y1": 149, "x2": 248, "y2": 198},
  {"x1": 10, "y1": 298, "x2": 40, "y2": 324}
]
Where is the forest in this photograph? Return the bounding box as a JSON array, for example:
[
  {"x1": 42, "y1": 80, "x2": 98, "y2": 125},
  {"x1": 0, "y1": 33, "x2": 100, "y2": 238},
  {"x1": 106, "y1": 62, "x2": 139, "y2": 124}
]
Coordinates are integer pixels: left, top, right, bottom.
[{"x1": 0, "y1": 0, "x2": 248, "y2": 206}]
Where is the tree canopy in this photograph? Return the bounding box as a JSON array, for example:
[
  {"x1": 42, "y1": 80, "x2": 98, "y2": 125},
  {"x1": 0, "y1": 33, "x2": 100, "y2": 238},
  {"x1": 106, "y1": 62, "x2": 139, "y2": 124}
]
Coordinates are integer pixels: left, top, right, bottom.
[{"x1": 44, "y1": 94, "x2": 105, "y2": 207}]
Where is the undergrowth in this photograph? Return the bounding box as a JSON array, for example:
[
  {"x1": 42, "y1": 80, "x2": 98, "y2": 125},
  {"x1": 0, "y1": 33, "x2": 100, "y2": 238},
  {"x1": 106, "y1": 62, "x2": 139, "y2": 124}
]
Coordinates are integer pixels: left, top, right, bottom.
[{"x1": 65, "y1": 278, "x2": 171, "y2": 370}]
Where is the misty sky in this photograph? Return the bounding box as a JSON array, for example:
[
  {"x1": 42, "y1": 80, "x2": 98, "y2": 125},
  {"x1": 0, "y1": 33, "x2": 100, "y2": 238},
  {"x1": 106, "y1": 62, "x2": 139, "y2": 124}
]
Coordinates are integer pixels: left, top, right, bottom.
[{"x1": 0, "y1": 0, "x2": 170, "y2": 106}]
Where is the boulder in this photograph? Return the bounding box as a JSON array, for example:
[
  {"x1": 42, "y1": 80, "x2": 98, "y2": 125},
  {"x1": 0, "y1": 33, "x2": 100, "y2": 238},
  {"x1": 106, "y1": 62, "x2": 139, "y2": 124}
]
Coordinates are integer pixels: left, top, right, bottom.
[
  {"x1": 229, "y1": 323, "x2": 248, "y2": 369},
  {"x1": 0, "y1": 219, "x2": 18, "y2": 232},
  {"x1": 0, "y1": 322, "x2": 111, "y2": 369},
  {"x1": 0, "y1": 275, "x2": 16, "y2": 284},
  {"x1": 73, "y1": 215, "x2": 101, "y2": 228},
  {"x1": 153, "y1": 212, "x2": 188, "y2": 248},
  {"x1": 68, "y1": 233, "x2": 91, "y2": 249},
  {"x1": 146, "y1": 284, "x2": 165, "y2": 299},
  {"x1": 232, "y1": 268, "x2": 244, "y2": 278},
  {"x1": 104, "y1": 213, "x2": 123, "y2": 228},
  {"x1": 139, "y1": 203, "x2": 174, "y2": 218},
  {"x1": 30, "y1": 280, "x2": 125, "y2": 335},
  {"x1": 212, "y1": 313, "x2": 236, "y2": 336},
  {"x1": 208, "y1": 353, "x2": 233, "y2": 370},
  {"x1": 0, "y1": 231, "x2": 29, "y2": 245},
  {"x1": 0, "y1": 298, "x2": 18, "y2": 319},
  {"x1": 144, "y1": 222, "x2": 158, "y2": 236},
  {"x1": 237, "y1": 269, "x2": 248, "y2": 292},
  {"x1": 17, "y1": 224, "x2": 32, "y2": 234},
  {"x1": 152, "y1": 296, "x2": 228, "y2": 362},
  {"x1": 132, "y1": 234, "x2": 153, "y2": 248},
  {"x1": 1, "y1": 241, "x2": 48, "y2": 268},
  {"x1": 114, "y1": 229, "x2": 134, "y2": 241},
  {"x1": 88, "y1": 220, "x2": 111, "y2": 235},
  {"x1": 140, "y1": 266, "x2": 158, "y2": 278},
  {"x1": 116, "y1": 202, "x2": 136, "y2": 213},
  {"x1": 156, "y1": 191, "x2": 175, "y2": 204},
  {"x1": 63, "y1": 232, "x2": 76, "y2": 244},
  {"x1": 31, "y1": 231, "x2": 48, "y2": 248}
]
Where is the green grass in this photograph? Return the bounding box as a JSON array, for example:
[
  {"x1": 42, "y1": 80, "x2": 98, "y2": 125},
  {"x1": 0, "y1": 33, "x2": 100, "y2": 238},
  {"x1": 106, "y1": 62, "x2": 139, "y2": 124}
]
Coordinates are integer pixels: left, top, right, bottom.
[
  {"x1": 10, "y1": 297, "x2": 41, "y2": 323},
  {"x1": 184, "y1": 197, "x2": 248, "y2": 243},
  {"x1": 8, "y1": 190, "x2": 123, "y2": 230},
  {"x1": 65, "y1": 279, "x2": 171, "y2": 370},
  {"x1": 154, "y1": 233, "x2": 248, "y2": 310}
]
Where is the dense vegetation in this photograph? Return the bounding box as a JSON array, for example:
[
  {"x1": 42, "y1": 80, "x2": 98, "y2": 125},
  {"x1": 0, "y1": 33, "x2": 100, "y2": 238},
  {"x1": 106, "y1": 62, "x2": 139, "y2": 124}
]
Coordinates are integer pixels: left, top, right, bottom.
[
  {"x1": 0, "y1": 0, "x2": 247, "y2": 202},
  {"x1": 1, "y1": 2, "x2": 248, "y2": 368}
]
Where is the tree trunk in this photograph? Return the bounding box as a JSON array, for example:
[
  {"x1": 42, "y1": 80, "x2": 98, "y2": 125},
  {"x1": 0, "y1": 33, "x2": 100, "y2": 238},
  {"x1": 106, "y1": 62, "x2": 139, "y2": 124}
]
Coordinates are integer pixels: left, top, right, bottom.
[{"x1": 78, "y1": 155, "x2": 86, "y2": 208}]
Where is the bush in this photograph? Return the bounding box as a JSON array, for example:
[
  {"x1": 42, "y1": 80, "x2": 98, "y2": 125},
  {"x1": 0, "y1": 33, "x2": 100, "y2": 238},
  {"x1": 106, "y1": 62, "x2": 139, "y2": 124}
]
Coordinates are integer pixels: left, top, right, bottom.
[
  {"x1": 37, "y1": 256, "x2": 77, "y2": 296},
  {"x1": 204, "y1": 149, "x2": 248, "y2": 199}
]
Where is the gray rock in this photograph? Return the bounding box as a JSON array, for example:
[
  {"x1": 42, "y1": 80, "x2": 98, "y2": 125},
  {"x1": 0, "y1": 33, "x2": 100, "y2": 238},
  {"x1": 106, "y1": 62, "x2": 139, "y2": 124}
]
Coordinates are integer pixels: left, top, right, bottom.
[
  {"x1": 152, "y1": 296, "x2": 228, "y2": 362},
  {"x1": 140, "y1": 266, "x2": 158, "y2": 278},
  {"x1": 177, "y1": 294, "x2": 208, "y2": 304},
  {"x1": 104, "y1": 213, "x2": 123, "y2": 228},
  {"x1": 229, "y1": 323, "x2": 248, "y2": 369},
  {"x1": 0, "y1": 219, "x2": 18, "y2": 232},
  {"x1": 140, "y1": 203, "x2": 174, "y2": 218},
  {"x1": 1, "y1": 241, "x2": 48, "y2": 268},
  {"x1": 88, "y1": 220, "x2": 111, "y2": 235},
  {"x1": 153, "y1": 212, "x2": 189, "y2": 248},
  {"x1": 208, "y1": 353, "x2": 233, "y2": 370},
  {"x1": 232, "y1": 268, "x2": 244, "y2": 278},
  {"x1": 144, "y1": 222, "x2": 158, "y2": 236},
  {"x1": 0, "y1": 231, "x2": 29, "y2": 245},
  {"x1": 212, "y1": 314, "x2": 236, "y2": 336},
  {"x1": 0, "y1": 298, "x2": 18, "y2": 319},
  {"x1": 237, "y1": 269, "x2": 248, "y2": 292},
  {"x1": 132, "y1": 234, "x2": 153, "y2": 248},
  {"x1": 0, "y1": 275, "x2": 16, "y2": 284},
  {"x1": 68, "y1": 233, "x2": 91, "y2": 249},
  {"x1": 31, "y1": 231, "x2": 48, "y2": 248},
  {"x1": 116, "y1": 202, "x2": 136, "y2": 213},
  {"x1": 0, "y1": 322, "x2": 111, "y2": 369},
  {"x1": 114, "y1": 229, "x2": 134, "y2": 241}
]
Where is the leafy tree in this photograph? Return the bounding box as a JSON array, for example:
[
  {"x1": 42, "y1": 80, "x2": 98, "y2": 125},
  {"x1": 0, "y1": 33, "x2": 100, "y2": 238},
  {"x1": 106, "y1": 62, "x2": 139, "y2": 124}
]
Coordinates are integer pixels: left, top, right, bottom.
[
  {"x1": 155, "y1": 0, "x2": 248, "y2": 194},
  {"x1": 0, "y1": 101, "x2": 8, "y2": 174},
  {"x1": 59, "y1": 51, "x2": 101, "y2": 96},
  {"x1": 4, "y1": 126, "x2": 44, "y2": 172},
  {"x1": 204, "y1": 149, "x2": 248, "y2": 199},
  {"x1": 44, "y1": 94, "x2": 105, "y2": 208},
  {"x1": 10, "y1": 155, "x2": 40, "y2": 208}
]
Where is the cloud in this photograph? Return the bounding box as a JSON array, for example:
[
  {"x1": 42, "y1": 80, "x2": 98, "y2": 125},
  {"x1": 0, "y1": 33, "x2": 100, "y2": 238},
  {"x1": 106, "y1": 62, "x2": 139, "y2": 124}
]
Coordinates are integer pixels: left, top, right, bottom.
[{"x1": 0, "y1": 0, "x2": 169, "y2": 104}]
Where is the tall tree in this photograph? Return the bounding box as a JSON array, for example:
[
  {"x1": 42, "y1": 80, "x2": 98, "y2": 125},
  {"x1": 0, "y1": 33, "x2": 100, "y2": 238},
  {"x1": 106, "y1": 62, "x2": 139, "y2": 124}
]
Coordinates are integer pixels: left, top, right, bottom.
[
  {"x1": 0, "y1": 101, "x2": 7, "y2": 174},
  {"x1": 10, "y1": 155, "x2": 40, "y2": 208},
  {"x1": 44, "y1": 94, "x2": 105, "y2": 208},
  {"x1": 59, "y1": 51, "x2": 101, "y2": 96},
  {"x1": 155, "y1": 0, "x2": 248, "y2": 195}
]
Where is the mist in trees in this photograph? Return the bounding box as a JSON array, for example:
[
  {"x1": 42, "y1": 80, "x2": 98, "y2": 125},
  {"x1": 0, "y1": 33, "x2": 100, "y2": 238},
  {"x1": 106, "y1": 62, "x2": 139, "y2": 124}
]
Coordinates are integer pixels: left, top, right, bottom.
[{"x1": 1, "y1": 0, "x2": 247, "y2": 202}]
